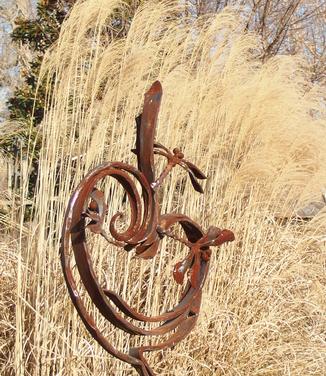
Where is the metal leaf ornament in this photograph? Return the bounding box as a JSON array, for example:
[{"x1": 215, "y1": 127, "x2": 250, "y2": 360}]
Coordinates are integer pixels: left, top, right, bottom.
[{"x1": 60, "y1": 81, "x2": 235, "y2": 376}]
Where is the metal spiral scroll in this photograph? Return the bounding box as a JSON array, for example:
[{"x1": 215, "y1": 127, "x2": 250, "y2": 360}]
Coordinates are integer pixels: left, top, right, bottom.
[{"x1": 60, "y1": 81, "x2": 235, "y2": 376}]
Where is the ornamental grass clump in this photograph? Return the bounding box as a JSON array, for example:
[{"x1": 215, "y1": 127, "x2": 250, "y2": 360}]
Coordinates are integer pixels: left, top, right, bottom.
[{"x1": 2, "y1": 1, "x2": 326, "y2": 375}]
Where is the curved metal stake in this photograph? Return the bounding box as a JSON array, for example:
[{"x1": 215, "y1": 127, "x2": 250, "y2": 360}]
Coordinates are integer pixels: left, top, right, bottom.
[{"x1": 60, "y1": 81, "x2": 235, "y2": 375}]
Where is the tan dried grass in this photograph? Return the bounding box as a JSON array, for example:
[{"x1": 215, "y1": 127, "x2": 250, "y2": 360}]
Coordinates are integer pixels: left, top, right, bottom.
[{"x1": 1, "y1": 1, "x2": 326, "y2": 375}]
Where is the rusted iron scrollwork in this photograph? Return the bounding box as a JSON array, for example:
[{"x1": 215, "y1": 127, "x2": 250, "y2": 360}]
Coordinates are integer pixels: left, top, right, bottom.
[{"x1": 60, "y1": 81, "x2": 235, "y2": 375}]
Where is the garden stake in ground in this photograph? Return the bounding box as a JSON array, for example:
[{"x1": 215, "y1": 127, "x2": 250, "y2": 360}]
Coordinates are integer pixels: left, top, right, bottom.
[{"x1": 60, "y1": 81, "x2": 235, "y2": 376}]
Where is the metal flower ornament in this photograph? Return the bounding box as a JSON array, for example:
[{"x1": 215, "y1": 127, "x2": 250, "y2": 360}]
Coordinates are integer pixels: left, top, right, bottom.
[{"x1": 60, "y1": 81, "x2": 235, "y2": 375}]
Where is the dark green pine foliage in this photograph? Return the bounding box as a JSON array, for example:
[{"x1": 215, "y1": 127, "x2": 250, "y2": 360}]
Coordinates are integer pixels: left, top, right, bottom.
[
  {"x1": 6, "y1": 2, "x2": 72, "y2": 201},
  {"x1": 6, "y1": 1, "x2": 144, "y2": 209}
]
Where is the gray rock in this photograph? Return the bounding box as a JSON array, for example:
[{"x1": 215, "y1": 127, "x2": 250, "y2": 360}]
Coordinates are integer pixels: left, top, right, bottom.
[{"x1": 295, "y1": 190, "x2": 326, "y2": 218}]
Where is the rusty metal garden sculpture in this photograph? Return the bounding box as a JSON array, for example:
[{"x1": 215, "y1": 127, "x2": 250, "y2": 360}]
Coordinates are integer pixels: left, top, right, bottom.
[{"x1": 60, "y1": 81, "x2": 235, "y2": 375}]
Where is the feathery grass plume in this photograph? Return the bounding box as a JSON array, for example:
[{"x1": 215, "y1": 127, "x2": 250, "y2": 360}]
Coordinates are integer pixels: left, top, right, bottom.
[{"x1": 6, "y1": 0, "x2": 326, "y2": 374}]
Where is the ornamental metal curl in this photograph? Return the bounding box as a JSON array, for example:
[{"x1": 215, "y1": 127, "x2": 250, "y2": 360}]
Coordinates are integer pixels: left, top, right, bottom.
[{"x1": 60, "y1": 81, "x2": 235, "y2": 376}]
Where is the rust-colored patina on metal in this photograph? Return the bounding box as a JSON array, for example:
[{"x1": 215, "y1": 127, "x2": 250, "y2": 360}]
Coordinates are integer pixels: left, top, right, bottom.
[{"x1": 60, "y1": 81, "x2": 234, "y2": 375}]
